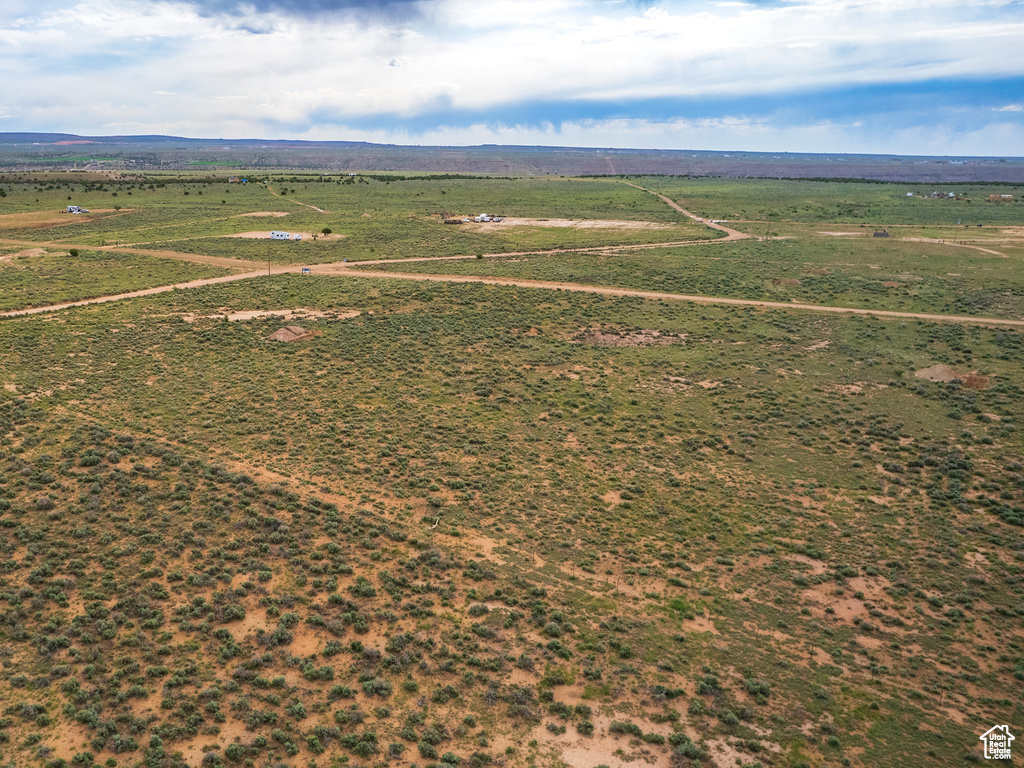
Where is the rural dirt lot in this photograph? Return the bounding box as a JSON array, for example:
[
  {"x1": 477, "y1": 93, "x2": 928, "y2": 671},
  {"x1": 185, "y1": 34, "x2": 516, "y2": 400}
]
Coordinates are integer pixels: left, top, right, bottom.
[{"x1": 461, "y1": 217, "x2": 675, "y2": 230}]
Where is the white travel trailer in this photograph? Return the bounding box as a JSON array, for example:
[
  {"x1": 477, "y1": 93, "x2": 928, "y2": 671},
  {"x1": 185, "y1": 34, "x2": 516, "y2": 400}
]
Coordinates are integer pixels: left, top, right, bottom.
[{"x1": 270, "y1": 231, "x2": 291, "y2": 240}]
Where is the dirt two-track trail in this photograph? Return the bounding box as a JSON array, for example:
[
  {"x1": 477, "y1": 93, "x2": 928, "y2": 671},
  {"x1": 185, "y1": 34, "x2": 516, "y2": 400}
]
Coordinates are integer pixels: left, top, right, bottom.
[{"x1": 2, "y1": 185, "x2": 1022, "y2": 328}]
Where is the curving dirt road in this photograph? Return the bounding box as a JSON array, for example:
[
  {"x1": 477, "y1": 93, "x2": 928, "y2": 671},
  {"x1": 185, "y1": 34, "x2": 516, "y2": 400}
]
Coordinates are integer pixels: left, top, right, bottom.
[
  {"x1": 264, "y1": 183, "x2": 328, "y2": 214},
  {"x1": 6, "y1": 254, "x2": 1022, "y2": 328},
  {"x1": 622, "y1": 182, "x2": 751, "y2": 241},
  {"x1": 3, "y1": 192, "x2": 1022, "y2": 327}
]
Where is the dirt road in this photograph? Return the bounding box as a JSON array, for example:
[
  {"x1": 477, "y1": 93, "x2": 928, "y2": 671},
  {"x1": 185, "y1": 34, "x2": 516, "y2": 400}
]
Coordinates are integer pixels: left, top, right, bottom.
[
  {"x1": 264, "y1": 183, "x2": 328, "y2": 214},
  {"x1": 8, "y1": 252, "x2": 1020, "y2": 328},
  {"x1": 622, "y1": 182, "x2": 751, "y2": 241},
  {"x1": 0, "y1": 270, "x2": 273, "y2": 318},
  {"x1": 329, "y1": 268, "x2": 1024, "y2": 328},
  {"x1": 3, "y1": 202, "x2": 1022, "y2": 328},
  {"x1": 899, "y1": 237, "x2": 1006, "y2": 257}
]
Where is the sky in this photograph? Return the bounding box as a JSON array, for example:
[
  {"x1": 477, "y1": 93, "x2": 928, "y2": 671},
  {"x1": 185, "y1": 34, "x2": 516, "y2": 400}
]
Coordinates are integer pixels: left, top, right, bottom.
[{"x1": 1, "y1": 0, "x2": 1023, "y2": 155}]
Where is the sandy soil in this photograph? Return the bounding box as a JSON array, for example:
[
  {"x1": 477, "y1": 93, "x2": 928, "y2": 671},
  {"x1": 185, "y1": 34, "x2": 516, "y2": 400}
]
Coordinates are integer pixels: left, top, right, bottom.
[
  {"x1": 181, "y1": 308, "x2": 360, "y2": 322},
  {"x1": 0, "y1": 247, "x2": 46, "y2": 262},
  {"x1": 916, "y1": 364, "x2": 957, "y2": 382},
  {"x1": 462, "y1": 216, "x2": 675, "y2": 230},
  {"x1": 0, "y1": 208, "x2": 130, "y2": 229},
  {"x1": 899, "y1": 236, "x2": 1006, "y2": 257},
  {"x1": 233, "y1": 211, "x2": 289, "y2": 217},
  {"x1": 915, "y1": 364, "x2": 986, "y2": 384},
  {"x1": 225, "y1": 231, "x2": 344, "y2": 240},
  {"x1": 575, "y1": 328, "x2": 684, "y2": 347},
  {"x1": 819, "y1": 231, "x2": 862, "y2": 236}
]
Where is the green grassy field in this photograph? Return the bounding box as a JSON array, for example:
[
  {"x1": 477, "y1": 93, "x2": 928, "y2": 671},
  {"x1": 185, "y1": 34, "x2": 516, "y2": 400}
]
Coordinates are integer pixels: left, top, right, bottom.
[
  {"x1": 0, "y1": 174, "x2": 716, "y2": 262},
  {"x1": 634, "y1": 176, "x2": 1024, "y2": 226},
  {"x1": 0, "y1": 249, "x2": 233, "y2": 311},
  {"x1": 0, "y1": 171, "x2": 1021, "y2": 768},
  {"x1": 361, "y1": 235, "x2": 1024, "y2": 318}
]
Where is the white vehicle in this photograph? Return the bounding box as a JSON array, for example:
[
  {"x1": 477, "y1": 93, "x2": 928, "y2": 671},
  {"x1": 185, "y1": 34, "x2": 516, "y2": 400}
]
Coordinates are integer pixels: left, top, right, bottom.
[{"x1": 270, "y1": 231, "x2": 291, "y2": 240}]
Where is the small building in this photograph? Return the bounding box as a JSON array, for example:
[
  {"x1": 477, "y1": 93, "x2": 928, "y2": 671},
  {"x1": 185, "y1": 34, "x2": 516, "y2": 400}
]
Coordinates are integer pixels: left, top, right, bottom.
[
  {"x1": 989, "y1": 194, "x2": 1013, "y2": 202},
  {"x1": 270, "y1": 231, "x2": 291, "y2": 240},
  {"x1": 873, "y1": 229, "x2": 890, "y2": 238}
]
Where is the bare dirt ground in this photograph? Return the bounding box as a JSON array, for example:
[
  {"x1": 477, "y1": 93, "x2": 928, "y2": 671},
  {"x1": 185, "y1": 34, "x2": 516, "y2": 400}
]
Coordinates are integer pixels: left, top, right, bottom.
[
  {"x1": 0, "y1": 208, "x2": 130, "y2": 228},
  {"x1": 181, "y1": 308, "x2": 361, "y2": 322},
  {"x1": 899, "y1": 236, "x2": 1006, "y2": 257},
  {"x1": 234, "y1": 211, "x2": 289, "y2": 217},
  {"x1": 0, "y1": 247, "x2": 46, "y2": 263},
  {"x1": 462, "y1": 216, "x2": 675, "y2": 231},
  {"x1": 225, "y1": 231, "x2": 345, "y2": 240},
  {"x1": 574, "y1": 328, "x2": 685, "y2": 346}
]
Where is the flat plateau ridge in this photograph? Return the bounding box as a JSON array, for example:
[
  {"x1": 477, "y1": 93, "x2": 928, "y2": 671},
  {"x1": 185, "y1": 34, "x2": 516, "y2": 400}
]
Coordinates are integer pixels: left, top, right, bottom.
[{"x1": 3, "y1": 132, "x2": 1024, "y2": 181}]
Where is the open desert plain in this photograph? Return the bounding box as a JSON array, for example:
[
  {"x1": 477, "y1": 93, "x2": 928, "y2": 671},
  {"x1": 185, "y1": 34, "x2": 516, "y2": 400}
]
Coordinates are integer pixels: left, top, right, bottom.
[{"x1": 0, "y1": 168, "x2": 1022, "y2": 768}]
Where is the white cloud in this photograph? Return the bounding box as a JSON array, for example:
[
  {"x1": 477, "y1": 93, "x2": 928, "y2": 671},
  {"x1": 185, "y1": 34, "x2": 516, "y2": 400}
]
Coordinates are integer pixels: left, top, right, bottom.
[
  {"x1": 0, "y1": 0, "x2": 1022, "y2": 152},
  {"x1": 287, "y1": 114, "x2": 1024, "y2": 157}
]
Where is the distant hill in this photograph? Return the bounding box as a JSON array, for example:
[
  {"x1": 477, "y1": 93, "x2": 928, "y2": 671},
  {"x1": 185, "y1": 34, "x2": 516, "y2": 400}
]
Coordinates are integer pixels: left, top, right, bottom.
[{"x1": 2, "y1": 132, "x2": 1023, "y2": 182}]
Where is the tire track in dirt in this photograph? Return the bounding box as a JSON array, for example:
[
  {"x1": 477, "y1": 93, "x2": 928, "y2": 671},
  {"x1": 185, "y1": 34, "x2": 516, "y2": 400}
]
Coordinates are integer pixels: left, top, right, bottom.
[
  {"x1": 4, "y1": 233, "x2": 1023, "y2": 328},
  {"x1": 0, "y1": 270, "x2": 275, "y2": 318},
  {"x1": 621, "y1": 181, "x2": 751, "y2": 241},
  {"x1": 898, "y1": 237, "x2": 1006, "y2": 257},
  {"x1": 329, "y1": 267, "x2": 1024, "y2": 328},
  {"x1": 264, "y1": 183, "x2": 328, "y2": 213}
]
